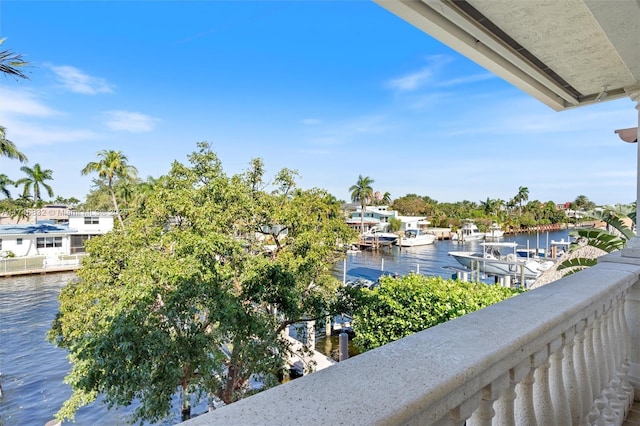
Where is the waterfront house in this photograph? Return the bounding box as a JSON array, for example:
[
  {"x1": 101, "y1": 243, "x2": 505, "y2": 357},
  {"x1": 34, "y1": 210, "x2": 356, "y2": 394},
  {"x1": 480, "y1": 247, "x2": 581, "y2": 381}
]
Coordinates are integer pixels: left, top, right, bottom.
[
  {"x1": 184, "y1": 2, "x2": 640, "y2": 425},
  {"x1": 0, "y1": 213, "x2": 114, "y2": 257},
  {"x1": 346, "y1": 205, "x2": 397, "y2": 232}
]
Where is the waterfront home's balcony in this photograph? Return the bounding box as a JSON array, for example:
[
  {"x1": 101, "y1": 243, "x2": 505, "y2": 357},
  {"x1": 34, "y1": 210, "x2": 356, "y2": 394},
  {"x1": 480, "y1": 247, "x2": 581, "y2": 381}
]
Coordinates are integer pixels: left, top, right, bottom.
[{"x1": 184, "y1": 249, "x2": 640, "y2": 425}]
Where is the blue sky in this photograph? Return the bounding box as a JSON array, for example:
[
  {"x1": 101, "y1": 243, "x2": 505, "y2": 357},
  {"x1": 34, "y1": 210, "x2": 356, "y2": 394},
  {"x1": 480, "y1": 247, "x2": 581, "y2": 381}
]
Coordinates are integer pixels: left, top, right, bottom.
[{"x1": 0, "y1": 1, "x2": 637, "y2": 206}]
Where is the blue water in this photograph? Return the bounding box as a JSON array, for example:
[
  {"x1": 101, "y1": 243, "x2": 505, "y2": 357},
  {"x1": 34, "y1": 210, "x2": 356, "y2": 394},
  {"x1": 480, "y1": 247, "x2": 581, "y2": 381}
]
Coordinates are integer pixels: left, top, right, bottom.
[
  {"x1": 0, "y1": 230, "x2": 570, "y2": 425},
  {"x1": 336, "y1": 229, "x2": 571, "y2": 282}
]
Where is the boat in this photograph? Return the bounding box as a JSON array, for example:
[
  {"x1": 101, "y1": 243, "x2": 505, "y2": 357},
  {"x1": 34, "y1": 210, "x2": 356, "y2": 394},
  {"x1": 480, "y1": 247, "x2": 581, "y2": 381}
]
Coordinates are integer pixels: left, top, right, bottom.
[
  {"x1": 451, "y1": 219, "x2": 484, "y2": 242},
  {"x1": 361, "y1": 224, "x2": 399, "y2": 244},
  {"x1": 397, "y1": 229, "x2": 436, "y2": 247},
  {"x1": 481, "y1": 222, "x2": 504, "y2": 240},
  {"x1": 448, "y1": 242, "x2": 555, "y2": 279}
]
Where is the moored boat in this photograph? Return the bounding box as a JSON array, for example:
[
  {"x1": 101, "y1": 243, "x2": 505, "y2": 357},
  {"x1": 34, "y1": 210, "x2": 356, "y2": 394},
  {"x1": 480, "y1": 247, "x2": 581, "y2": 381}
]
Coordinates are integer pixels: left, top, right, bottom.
[
  {"x1": 451, "y1": 219, "x2": 484, "y2": 242},
  {"x1": 481, "y1": 222, "x2": 504, "y2": 240},
  {"x1": 448, "y1": 242, "x2": 554, "y2": 279},
  {"x1": 361, "y1": 224, "x2": 399, "y2": 244},
  {"x1": 397, "y1": 229, "x2": 436, "y2": 247}
]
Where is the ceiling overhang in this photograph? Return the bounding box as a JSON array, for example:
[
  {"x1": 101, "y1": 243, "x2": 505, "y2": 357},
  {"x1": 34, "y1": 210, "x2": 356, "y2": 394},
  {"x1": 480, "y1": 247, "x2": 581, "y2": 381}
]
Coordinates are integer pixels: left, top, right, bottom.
[{"x1": 375, "y1": 0, "x2": 640, "y2": 111}]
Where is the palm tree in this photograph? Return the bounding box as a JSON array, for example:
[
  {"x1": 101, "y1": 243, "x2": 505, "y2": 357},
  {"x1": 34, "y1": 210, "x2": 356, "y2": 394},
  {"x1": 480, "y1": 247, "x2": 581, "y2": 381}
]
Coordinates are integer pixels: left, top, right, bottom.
[
  {"x1": 0, "y1": 173, "x2": 14, "y2": 198},
  {"x1": 382, "y1": 191, "x2": 392, "y2": 205},
  {"x1": 0, "y1": 126, "x2": 28, "y2": 163},
  {"x1": 81, "y1": 150, "x2": 137, "y2": 229},
  {"x1": 515, "y1": 186, "x2": 529, "y2": 215},
  {"x1": 15, "y1": 163, "x2": 54, "y2": 206},
  {"x1": 349, "y1": 175, "x2": 375, "y2": 234},
  {"x1": 0, "y1": 38, "x2": 29, "y2": 80}
]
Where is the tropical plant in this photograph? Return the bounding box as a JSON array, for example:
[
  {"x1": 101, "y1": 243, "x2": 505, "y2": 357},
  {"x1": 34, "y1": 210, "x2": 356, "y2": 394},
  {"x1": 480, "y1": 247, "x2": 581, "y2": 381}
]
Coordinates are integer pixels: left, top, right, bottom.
[
  {"x1": 15, "y1": 163, "x2": 54, "y2": 205},
  {"x1": 0, "y1": 173, "x2": 14, "y2": 198},
  {"x1": 0, "y1": 126, "x2": 28, "y2": 163},
  {"x1": 0, "y1": 38, "x2": 29, "y2": 80},
  {"x1": 557, "y1": 205, "x2": 635, "y2": 275},
  {"x1": 382, "y1": 191, "x2": 392, "y2": 205},
  {"x1": 49, "y1": 142, "x2": 356, "y2": 423},
  {"x1": 81, "y1": 150, "x2": 137, "y2": 229},
  {"x1": 347, "y1": 274, "x2": 520, "y2": 351},
  {"x1": 349, "y1": 175, "x2": 375, "y2": 234},
  {"x1": 514, "y1": 186, "x2": 529, "y2": 215}
]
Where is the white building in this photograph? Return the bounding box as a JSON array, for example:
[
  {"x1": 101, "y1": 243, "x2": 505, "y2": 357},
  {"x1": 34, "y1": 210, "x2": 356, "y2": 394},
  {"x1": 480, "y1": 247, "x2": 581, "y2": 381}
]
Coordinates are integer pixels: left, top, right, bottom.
[{"x1": 0, "y1": 213, "x2": 114, "y2": 257}]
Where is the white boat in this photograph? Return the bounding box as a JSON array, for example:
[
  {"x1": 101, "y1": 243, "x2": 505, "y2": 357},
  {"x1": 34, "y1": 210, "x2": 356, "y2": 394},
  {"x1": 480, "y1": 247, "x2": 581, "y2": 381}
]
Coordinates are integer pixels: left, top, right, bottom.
[
  {"x1": 451, "y1": 220, "x2": 484, "y2": 242},
  {"x1": 362, "y1": 224, "x2": 398, "y2": 244},
  {"x1": 397, "y1": 229, "x2": 436, "y2": 247},
  {"x1": 449, "y1": 242, "x2": 554, "y2": 279},
  {"x1": 482, "y1": 222, "x2": 504, "y2": 240}
]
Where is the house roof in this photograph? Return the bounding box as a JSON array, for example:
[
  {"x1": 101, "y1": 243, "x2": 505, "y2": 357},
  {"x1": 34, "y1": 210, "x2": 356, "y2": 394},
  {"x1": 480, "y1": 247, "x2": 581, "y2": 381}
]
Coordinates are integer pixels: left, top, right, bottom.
[
  {"x1": 375, "y1": 0, "x2": 640, "y2": 111},
  {"x1": 0, "y1": 223, "x2": 77, "y2": 236}
]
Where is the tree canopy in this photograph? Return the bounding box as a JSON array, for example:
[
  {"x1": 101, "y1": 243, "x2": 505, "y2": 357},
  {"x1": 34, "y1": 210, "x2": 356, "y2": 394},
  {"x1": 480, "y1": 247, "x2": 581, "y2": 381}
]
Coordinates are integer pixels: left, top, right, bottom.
[{"x1": 49, "y1": 142, "x2": 356, "y2": 423}]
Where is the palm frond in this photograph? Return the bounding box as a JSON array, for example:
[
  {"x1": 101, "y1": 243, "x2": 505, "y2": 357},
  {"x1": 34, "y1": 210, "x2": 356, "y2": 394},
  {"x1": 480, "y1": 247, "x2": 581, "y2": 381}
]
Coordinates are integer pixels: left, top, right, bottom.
[{"x1": 568, "y1": 229, "x2": 627, "y2": 253}]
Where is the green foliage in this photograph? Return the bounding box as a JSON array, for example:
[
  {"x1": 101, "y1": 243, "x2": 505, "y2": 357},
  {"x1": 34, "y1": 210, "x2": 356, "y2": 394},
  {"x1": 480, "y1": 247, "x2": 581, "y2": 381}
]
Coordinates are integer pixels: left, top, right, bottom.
[
  {"x1": 348, "y1": 274, "x2": 519, "y2": 351},
  {"x1": 388, "y1": 217, "x2": 402, "y2": 232},
  {"x1": 49, "y1": 142, "x2": 356, "y2": 423},
  {"x1": 556, "y1": 257, "x2": 598, "y2": 275},
  {"x1": 556, "y1": 206, "x2": 635, "y2": 276}
]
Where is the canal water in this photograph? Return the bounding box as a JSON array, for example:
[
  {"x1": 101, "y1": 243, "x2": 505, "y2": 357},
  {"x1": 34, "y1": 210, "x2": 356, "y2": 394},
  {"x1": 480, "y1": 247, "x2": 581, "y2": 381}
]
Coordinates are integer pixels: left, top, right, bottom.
[{"x1": 0, "y1": 230, "x2": 571, "y2": 425}]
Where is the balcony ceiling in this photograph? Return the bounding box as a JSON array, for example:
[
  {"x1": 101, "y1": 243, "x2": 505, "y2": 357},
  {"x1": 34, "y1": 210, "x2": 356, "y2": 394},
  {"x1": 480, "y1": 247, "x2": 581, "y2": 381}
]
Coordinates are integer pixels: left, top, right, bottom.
[{"x1": 375, "y1": 0, "x2": 640, "y2": 111}]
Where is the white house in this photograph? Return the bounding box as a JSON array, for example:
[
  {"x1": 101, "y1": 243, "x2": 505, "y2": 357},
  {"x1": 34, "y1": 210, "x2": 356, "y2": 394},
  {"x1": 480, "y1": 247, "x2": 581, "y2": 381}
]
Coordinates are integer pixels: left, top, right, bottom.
[{"x1": 0, "y1": 213, "x2": 114, "y2": 257}]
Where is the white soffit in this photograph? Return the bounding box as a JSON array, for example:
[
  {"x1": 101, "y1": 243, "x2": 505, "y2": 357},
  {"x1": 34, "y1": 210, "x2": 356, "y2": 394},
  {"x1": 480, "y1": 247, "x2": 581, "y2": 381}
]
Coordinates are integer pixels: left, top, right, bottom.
[{"x1": 375, "y1": 0, "x2": 640, "y2": 111}]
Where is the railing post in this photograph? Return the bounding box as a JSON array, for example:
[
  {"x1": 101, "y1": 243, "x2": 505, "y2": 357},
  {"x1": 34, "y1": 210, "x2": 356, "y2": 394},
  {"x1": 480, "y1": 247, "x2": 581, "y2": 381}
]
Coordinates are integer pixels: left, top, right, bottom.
[
  {"x1": 562, "y1": 327, "x2": 583, "y2": 424},
  {"x1": 574, "y1": 319, "x2": 593, "y2": 421},
  {"x1": 625, "y1": 279, "x2": 640, "y2": 393},
  {"x1": 549, "y1": 336, "x2": 571, "y2": 425},
  {"x1": 493, "y1": 370, "x2": 517, "y2": 424},
  {"x1": 514, "y1": 358, "x2": 536, "y2": 426},
  {"x1": 533, "y1": 356, "x2": 554, "y2": 425}
]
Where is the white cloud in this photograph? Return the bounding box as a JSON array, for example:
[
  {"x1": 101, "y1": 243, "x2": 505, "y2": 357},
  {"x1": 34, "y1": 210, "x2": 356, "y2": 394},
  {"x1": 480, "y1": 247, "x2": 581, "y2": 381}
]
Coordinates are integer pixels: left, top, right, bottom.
[
  {"x1": 103, "y1": 110, "x2": 160, "y2": 133},
  {"x1": 387, "y1": 68, "x2": 433, "y2": 92},
  {"x1": 0, "y1": 86, "x2": 59, "y2": 117},
  {"x1": 437, "y1": 73, "x2": 496, "y2": 88},
  {"x1": 49, "y1": 65, "x2": 115, "y2": 95},
  {"x1": 2, "y1": 118, "x2": 99, "y2": 147},
  {"x1": 386, "y1": 55, "x2": 453, "y2": 92}
]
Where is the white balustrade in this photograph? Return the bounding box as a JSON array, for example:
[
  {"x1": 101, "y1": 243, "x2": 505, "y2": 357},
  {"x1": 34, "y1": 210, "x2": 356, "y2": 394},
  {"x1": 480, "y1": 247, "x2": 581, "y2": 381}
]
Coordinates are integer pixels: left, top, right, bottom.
[{"x1": 183, "y1": 252, "x2": 640, "y2": 426}]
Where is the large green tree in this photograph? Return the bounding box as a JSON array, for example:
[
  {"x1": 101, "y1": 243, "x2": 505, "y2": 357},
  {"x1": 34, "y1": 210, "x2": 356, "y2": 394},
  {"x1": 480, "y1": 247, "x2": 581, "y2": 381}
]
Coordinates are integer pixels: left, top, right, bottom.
[
  {"x1": 81, "y1": 150, "x2": 137, "y2": 229},
  {"x1": 15, "y1": 163, "x2": 54, "y2": 205},
  {"x1": 49, "y1": 142, "x2": 356, "y2": 424},
  {"x1": 349, "y1": 174, "x2": 375, "y2": 234},
  {"x1": 514, "y1": 186, "x2": 529, "y2": 215}
]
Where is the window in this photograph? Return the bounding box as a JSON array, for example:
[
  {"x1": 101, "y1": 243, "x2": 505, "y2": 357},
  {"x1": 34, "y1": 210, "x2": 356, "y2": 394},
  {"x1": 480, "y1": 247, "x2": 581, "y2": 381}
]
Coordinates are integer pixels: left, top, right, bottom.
[
  {"x1": 16, "y1": 238, "x2": 22, "y2": 245},
  {"x1": 36, "y1": 236, "x2": 62, "y2": 248},
  {"x1": 71, "y1": 234, "x2": 93, "y2": 254},
  {"x1": 84, "y1": 216, "x2": 100, "y2": 225}
]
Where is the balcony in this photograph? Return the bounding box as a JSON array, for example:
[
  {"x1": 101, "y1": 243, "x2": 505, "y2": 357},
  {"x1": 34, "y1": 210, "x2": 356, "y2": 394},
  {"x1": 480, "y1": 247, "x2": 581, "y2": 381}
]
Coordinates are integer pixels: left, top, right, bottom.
[{"x1": 183, "y1": 249, "x2": 640, "y2": 425}]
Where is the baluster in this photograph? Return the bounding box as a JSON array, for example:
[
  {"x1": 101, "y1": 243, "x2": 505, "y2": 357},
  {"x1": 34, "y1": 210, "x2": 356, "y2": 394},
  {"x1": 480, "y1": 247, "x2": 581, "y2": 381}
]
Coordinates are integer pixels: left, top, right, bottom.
[
  {"x1": 534, "y1": 356, "x2": 555, "y2": 425},
  {"x1": 494, "y1": 370, "x2": 518, "y2": 425},
  {"x1": 574, "y1": 320, "x2": 593, "y2": 424},
  {"x1": 515, "y1": 358, "x2": 537, "y2": 426},
  {"x1": 593, "y1": 311, "x2": 608, "y2": 397},
  {"x1": 602, "y1": 305, "x2": 615, "y2": 388},
  {"x1": 585, "y1": 314, "x2": 602, "y2": 400},
  {"x1": 549, "y1": 336, "x2": 571, "y2": 425},
  {"x1": 616, "y1": 292, "x2": 634, "y2": 413},
  {"x1": 468, "y1": 378, "x2": 507, "y2": 426},
  {"x1": 563, "y1": 327, "x2": 583, "y2": 424}
]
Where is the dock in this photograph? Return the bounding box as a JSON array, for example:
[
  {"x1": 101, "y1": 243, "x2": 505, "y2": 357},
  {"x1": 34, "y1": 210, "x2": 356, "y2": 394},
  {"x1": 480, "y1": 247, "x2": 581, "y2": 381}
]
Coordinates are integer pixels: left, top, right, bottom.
[{"x1": 0, "y1": 254, "x2": 84, "y2": 278}]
